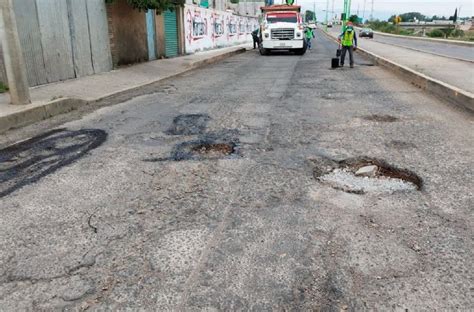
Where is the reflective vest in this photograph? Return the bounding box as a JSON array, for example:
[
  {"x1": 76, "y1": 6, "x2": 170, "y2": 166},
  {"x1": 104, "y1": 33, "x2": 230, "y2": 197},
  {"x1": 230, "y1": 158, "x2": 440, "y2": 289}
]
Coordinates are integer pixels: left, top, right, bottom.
[
  {"x1": 305, "y1": 29, "x2": 313, "y2": 39},
  {"x1": 342, "y1": 29, "x2": 354, "y2": 46}
]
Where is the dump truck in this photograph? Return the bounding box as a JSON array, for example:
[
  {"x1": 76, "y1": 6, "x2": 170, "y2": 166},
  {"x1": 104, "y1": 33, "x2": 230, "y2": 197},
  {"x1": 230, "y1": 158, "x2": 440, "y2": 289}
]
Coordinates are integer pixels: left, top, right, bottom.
[{"x1": 259, "y1": 5, "x2": 306, "y2": 55}]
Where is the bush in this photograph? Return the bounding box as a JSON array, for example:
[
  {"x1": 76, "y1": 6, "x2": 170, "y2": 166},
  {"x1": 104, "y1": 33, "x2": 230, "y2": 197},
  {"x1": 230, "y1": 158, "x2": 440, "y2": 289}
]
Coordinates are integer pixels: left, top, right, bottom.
[
  {"x1": 451, "y1": 29, "x2": 464, "y2": 38},
  {"x1": 428, "y1": 29, "x2": 444, "y2": 38}
]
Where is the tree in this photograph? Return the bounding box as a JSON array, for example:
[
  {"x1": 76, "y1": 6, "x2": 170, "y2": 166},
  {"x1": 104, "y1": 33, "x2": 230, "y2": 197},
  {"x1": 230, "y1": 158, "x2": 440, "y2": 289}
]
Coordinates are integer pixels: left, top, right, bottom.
[
  {"x1": 105, "y1": 0, "x2": 185, "y2": 14},
  {"x1": 388, "y1": 12, "x2": 425, "y2": 23},
  {"x1": 305, "y1": 10, "x2": 315, "y2": 22},
  {"x1": 348, "y1": 14, "x2": 359, "y2": 24},
  {"x1": 449, "y1": 8, "x2": 458, "y2": 22}
]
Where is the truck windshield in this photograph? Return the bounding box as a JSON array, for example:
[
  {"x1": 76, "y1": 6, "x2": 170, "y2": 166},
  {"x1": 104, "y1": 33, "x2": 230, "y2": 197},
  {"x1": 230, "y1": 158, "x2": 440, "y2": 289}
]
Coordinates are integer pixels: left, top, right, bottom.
[{"x1": 266, "y1": 14, "x2": 297, "y2": 23}]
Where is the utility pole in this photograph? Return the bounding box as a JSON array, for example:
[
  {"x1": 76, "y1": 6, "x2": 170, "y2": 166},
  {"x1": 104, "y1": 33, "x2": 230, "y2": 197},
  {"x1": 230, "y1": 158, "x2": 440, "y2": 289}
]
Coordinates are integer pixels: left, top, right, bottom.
[
  {"x1": 370, "y1": 0, "x2": 374, "y2": 21},
  {"x1": 362, "y1": 0, "x2": 366, "y2": 22},
  {"x1": 331, "y1": 0, "x2": 335, "y2": 23},
  {"x1": 0, "y1": 0, "x2": 30, "y2": 105},
  {"x1": 325, "y1": 0, "x2": 329, "y2": 31}
]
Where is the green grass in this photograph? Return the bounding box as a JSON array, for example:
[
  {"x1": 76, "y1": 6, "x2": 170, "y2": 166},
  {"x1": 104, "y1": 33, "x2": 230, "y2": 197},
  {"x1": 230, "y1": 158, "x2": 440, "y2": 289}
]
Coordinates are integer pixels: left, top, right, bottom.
[{"x1": 0, "y1": 82, "x2": 9, "y2": 93}]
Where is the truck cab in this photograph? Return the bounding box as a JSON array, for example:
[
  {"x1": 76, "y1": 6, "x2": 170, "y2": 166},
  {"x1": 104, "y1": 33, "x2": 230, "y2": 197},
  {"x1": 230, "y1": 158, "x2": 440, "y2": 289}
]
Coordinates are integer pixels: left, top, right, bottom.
[{"x1": 259, "y1": 5, "x2": 306, "y2": 55}]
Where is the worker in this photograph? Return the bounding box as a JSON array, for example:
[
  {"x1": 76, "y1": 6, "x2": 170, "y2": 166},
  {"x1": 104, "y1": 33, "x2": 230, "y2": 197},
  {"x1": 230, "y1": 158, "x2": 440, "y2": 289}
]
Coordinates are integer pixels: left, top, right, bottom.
[
  {"x1": 304, "y1": 27, "x2": 315, "y2": 50},
  {"x1": 251, "y1": 28, "x2": 260, "y2": 49},
  {"x1": 338, "y1": 21, "x2": 358, "y2": 68}
]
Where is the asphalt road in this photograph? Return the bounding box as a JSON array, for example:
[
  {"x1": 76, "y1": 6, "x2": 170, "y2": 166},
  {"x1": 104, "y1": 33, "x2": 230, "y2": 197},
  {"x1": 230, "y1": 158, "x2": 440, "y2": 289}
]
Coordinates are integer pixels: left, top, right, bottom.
[
  {"x1": 1, "y1": 31, "x2": 473, "y2": 310},
  {"x1": 367, "y1": 32, "x2": 474, "y2": 62}
]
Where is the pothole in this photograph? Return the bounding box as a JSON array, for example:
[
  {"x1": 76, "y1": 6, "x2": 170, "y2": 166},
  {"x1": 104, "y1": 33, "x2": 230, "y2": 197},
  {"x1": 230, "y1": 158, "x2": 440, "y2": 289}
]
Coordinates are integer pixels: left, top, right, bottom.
[
  {"x1": 172, "y1": 140, "x2": 237, "y2": 161},
  {"x1": 145, "y1": 130, "x2": 240, "y2": 162},
  {"x1": 165, "y1": 114, "x2": 211, "y2": 135},
  {"x1": 311, "y1": 156, "x2": 422, "y2": 194},
  {"x1": 362, "y1": 114, "x2": 399, "y2": 122}
]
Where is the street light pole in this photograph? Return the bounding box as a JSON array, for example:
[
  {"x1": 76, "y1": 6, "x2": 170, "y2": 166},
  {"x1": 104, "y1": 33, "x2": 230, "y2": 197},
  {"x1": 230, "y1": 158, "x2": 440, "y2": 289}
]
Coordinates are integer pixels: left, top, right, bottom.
[
  {"x1": 0, "y1": 0, "x2": 30, "y2": 105},
  {"x1": 325, "y1": 0, "x2": 329, "y2": 31}
]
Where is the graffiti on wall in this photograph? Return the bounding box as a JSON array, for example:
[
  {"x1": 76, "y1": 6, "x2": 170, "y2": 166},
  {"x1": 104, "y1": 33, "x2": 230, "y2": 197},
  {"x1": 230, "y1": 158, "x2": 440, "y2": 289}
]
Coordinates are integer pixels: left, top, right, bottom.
[{"x1": 184, "y1": 5, "x2": 259, "y2": 53}]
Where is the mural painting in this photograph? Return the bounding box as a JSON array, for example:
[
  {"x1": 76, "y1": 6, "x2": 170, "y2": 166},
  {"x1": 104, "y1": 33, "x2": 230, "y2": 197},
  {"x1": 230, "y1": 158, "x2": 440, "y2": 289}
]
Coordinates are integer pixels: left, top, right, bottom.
[{"x1": 184, "y1": 4, "x2": 258, "y2": 53}]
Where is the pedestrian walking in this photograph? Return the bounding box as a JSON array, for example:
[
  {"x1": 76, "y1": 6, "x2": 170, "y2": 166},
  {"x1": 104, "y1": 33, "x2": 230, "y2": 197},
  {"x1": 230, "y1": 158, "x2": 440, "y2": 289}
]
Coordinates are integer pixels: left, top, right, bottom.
[
  {"x1": 304, "y1": 27, "x2": 315, "y2": 50},
  {"x1": 338, "y1": 21, "x2": 357, "y2": 68},
  {"x1": 251, "y1": 28, "x2": 260, "y2": 49}
]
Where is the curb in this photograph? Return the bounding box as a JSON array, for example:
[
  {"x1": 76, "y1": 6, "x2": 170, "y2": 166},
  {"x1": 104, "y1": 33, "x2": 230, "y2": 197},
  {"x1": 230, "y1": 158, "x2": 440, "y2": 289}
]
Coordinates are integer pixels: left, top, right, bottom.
[
  {"x1": 322, "y1": 30, "x2": 474, "y2": 113},
  {"x1": 0, "y1": 47, "x2": 246, "y2": 134}
]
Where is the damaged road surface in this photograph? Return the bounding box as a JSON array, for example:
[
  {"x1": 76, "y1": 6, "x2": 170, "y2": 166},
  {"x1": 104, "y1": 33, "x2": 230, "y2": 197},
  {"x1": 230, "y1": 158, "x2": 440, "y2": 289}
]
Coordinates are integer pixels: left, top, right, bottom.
[{"x1": 0, "y1": 31, "x2": 473, "y2": 311}]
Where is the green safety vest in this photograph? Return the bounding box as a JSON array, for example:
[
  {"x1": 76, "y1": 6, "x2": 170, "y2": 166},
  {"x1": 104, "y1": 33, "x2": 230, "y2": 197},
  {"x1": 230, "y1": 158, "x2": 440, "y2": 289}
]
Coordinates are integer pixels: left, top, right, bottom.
[
  {"x1": 286, "y1": 0, "x2": 294, "y2": 5},
  {"x1": 342, "y1": 28, "x2": 354, "y2": 46},
  {"x1": 305, "y1": 29, "x2": 313, "y2": 39}
]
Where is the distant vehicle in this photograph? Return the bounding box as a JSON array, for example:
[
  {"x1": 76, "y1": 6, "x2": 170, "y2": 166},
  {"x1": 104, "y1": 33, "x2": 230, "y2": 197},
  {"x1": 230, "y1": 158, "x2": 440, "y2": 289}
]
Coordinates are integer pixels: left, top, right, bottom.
[
  {"x1": 359, "y1": 28, "x2": 374, "y2": 38},
  {"x1": 327, "y1": 21, "x2": 333, "y2": 28},
  {"x1": 308, "y1": 22, "x2": 317, "y2": 29}
]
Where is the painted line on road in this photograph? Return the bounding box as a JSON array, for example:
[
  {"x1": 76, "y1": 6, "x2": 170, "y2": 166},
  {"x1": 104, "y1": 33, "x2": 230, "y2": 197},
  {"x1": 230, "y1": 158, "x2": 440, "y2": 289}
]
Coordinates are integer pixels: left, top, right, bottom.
[{"x1": 321, "y1": 30, "x2": 474, "y2": 113}]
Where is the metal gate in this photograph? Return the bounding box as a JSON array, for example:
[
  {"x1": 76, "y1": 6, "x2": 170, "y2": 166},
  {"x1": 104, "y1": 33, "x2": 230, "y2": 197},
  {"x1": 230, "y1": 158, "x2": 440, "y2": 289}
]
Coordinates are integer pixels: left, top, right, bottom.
[
  {"x1": 146, "y1": 10, "x2": 157, "y2": 60},
  {"x1": 164, "y1": 10, "x2": 178, "y2": 58},
  {"x1": 9, "y1": 0, "x2": 112, "y2": 87}
]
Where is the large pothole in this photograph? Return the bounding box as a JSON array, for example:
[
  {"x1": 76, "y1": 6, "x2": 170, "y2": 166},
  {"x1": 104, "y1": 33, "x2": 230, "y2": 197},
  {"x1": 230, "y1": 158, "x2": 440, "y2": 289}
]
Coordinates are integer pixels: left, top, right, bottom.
[
  {"x1": 311, "y1": 156, "x2": 422, "y2": 194},
  {"x1": 145, "y1": 130, "x2": 240, "y2": 162},
  {"x1": 171, "y1": 140, "x2": 238, "y2": 161}
]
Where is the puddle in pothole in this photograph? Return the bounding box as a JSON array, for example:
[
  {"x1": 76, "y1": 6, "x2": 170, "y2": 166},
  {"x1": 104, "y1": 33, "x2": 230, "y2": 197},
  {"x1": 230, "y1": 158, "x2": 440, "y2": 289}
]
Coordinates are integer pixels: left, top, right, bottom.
[
  {"x1": 165, "y1": 114, "x2": 211, "y2": 135},
  {"x1": 311, "y1": 156, "x2": 422, "y2": 194},
  {"x1": 362, "y1": 114, "x2": 399, "y2": 122}
]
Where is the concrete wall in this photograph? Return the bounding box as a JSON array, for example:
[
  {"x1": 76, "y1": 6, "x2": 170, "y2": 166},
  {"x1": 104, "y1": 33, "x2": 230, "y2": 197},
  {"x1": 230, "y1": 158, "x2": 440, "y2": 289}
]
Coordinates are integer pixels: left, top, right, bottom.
[
  {"x1": 185, "y1": 0, "x2": 263, "y2": 16},
  {"x1": 183, "y1": 4, "x2": 259, "y2": 54},
  {"x1": 107, "y1": 0, "x2": 148, "y2": 66}
]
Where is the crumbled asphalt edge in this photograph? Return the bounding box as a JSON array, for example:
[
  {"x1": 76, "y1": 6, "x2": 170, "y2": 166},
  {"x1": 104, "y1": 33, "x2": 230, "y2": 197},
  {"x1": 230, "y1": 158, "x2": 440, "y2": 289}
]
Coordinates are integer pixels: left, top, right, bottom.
[{"x1": 0, "y1": 128, "x2": 107, "y2": 198}]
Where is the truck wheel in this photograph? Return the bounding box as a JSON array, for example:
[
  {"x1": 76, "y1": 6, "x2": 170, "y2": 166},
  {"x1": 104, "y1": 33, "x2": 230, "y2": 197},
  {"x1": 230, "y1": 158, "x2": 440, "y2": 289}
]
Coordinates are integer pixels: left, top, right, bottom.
[
  {"x1": 295, "y1": 48, "x2": 306, "y2": 55},
  {"x1": 259, "y1": 47, "x2": 270, "y2": 55}
]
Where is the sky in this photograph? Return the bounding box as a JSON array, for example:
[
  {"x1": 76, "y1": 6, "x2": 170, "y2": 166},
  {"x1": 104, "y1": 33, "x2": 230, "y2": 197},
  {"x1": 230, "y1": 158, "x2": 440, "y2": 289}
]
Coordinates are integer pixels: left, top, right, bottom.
[{"x1": 292, "y1": 0, "x2": 473, "y2": 22}]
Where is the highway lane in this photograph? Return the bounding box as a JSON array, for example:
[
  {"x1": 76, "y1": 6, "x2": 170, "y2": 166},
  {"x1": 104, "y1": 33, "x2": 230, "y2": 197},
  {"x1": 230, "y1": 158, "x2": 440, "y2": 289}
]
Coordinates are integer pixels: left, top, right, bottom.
[{"x1": 368, "y1": 33, "x2": 474, "y2": 62}]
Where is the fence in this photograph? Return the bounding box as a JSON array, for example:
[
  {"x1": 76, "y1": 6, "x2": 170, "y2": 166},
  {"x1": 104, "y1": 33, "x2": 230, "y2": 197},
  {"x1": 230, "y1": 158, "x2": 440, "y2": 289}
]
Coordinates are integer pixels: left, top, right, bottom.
[{"x1": 3, "y1": 0, "x2": 112, "y2": 87}]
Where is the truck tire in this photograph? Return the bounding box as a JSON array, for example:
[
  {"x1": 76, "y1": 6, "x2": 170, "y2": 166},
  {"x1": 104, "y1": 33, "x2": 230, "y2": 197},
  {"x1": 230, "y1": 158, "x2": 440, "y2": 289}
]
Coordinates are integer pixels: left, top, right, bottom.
[{"x1": 259, "y1": 46, "x2": 270, "y2": 55}]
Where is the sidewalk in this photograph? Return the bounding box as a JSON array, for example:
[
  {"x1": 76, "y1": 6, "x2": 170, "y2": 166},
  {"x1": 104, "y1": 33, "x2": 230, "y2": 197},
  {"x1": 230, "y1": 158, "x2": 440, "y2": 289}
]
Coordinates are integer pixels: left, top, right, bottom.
[{"x1": 0, "y1": 44, "x2": 251, "y2": 133}]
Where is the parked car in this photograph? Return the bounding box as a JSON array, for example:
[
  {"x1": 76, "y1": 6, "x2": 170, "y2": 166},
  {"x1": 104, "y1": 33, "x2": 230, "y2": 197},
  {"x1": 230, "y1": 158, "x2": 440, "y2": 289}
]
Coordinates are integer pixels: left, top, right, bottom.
[{"x1": 359, "y1": 28, "x2": 374, "y2": 38}]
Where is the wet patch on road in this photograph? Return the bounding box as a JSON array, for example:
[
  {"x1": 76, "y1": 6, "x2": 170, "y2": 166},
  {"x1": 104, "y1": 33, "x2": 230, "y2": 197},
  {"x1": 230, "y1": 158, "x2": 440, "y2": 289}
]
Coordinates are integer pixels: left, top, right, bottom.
[
  {"x1": 310, "y1": 156, "x2": 422, "y2": 194},
  {"x1": 362, "y1": 114, "x2": 399, "y2": 122},
  {"x1": 0, "y1": 128, "x2": 107, "y2": 198},
  {"x1": 165, "y1": 114, "x2": 211, "y2": 135}
]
